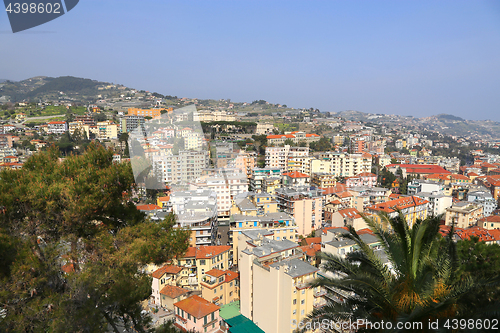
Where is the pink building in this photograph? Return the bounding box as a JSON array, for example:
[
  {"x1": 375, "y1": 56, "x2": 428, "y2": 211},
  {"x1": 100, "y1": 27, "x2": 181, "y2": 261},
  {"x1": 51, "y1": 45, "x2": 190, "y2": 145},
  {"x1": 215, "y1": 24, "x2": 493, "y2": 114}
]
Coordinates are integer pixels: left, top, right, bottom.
[
  {"x1": 174, "y1": 295, "x2": 221, "y2": 332},
  {"x1": 345, "y1": 172, "x2": 377, "y2": 188}
]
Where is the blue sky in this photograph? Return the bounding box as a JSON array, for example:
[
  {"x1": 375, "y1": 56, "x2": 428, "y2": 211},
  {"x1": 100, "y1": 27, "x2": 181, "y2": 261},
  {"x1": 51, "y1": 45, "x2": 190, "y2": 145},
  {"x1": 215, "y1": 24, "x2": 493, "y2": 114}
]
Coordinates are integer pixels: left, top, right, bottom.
[{"x1": 1, "y1": 0, "x2": 499, "y2": 120}]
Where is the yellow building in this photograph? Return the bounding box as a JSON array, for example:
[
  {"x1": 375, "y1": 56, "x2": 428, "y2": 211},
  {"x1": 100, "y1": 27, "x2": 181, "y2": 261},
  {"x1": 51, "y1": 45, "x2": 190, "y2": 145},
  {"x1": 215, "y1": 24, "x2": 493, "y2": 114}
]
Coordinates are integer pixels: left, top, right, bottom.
[
  {"x1": 96, "y1": 120, "x2": 118, "y2": 140},
  {"x1": 173, "y1": 246, "x2": 233, "y2": 289},
  {"x1": 200, "y1": 269, "x2": 239, "y2": 306},
  {"x1": 310, "y1": 173, "x2": 336, "y2": 189},
  {"x1": 366, "y1": 196, "x2": 429, "y2": 228}
]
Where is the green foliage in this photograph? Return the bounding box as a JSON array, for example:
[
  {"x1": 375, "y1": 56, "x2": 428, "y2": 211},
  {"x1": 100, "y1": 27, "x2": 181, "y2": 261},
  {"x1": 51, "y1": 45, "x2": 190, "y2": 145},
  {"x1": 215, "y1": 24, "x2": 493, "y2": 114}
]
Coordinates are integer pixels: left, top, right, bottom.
[
  {"x1": 0, "y1": 144, "x2": 190, "y2": 332},
  {"x1": 303, "y1": 214, "x2": 498, "y2": 331},
  {"x1": 309, "y1": 137, "x2": 332, "y2": 152}
]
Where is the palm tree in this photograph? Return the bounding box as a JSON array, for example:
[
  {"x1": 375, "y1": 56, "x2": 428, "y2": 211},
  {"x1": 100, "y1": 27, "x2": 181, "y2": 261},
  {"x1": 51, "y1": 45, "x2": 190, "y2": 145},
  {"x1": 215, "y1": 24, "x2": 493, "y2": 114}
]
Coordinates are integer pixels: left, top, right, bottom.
[{"x1": 302, "y1": 213, "x2": 486, "y2": 332}]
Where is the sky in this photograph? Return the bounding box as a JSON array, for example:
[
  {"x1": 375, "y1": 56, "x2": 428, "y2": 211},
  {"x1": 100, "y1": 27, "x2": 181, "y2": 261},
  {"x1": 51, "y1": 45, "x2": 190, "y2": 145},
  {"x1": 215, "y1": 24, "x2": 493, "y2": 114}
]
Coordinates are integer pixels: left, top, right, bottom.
[{"x1": 1, "y1": 0, "x2": 500, "y2": 121}]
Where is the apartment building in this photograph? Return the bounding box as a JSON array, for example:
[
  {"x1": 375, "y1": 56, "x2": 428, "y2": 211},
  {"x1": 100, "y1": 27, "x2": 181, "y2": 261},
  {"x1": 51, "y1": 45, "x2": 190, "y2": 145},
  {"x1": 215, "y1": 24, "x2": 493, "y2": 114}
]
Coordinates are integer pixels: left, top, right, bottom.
[
  {"x1": 266, "y1": 131, "x2": 320, "y2": 146},
  {"x1": 468, "y1": 190, "x2": 497, "y2": 217},
  {"x1": 173, "y1": 245, "x2": 233, "y2": 290},
  {"x1": 414, "y1": 191, "x2": 453, "y2": 217},
  {"x1": 366, "y1": 196, "x2": 429, "y2": 228},
  {"x1": 345, "y1": 172, "x2": 377, "y2": 188},
  {"x1": 239, "y1": 236, "x2": 319, "y2": 333},
  {"x1": 310, "y1": 173, "x2": 337, "y2": 189},
  {"x1": 275, "y1": 186, "x2": 323, "y2": 236},
  {"x1": 319, "y1": 152, "x2": 372, "y2": 177},
  {"x1": 150, "y1": 265, "x2": 189, "y2": 306},
  {"x1": 200, "y1": 269, "x2": 239, "y2": 306},
  {"x1": 153, "y1": 150, "x2": 209, "y2": 185},
  {"x1": 47, "y1": 121, "x2": 68, "y2": 134},
  {"x1": 445, "y1": 202, "x2": 484, "y2": 229},
  {"x1": 174, "y1": 295, "x2": 221, "y2": 333},
  {"x1": 189, "y1": 173, "x2": 248, "y2": 219},
  {"x1": 128, "y1": 107, "x2": 162, "y2": 118},
  {"x1": 96, "y1": 120, "x2": 118, "y2": 140},
  {"x1": 250, "y1": 167, "x2": 282, "y2": 192},
  {"x1": 265, "y1": 145, "x2": 309, "y2": 171},
  {"x1": 170, "y1": 190, "x2": 218, "y2": 246},
  {"x1": 121, "y1": 115, "x2": 145, "y2": 133}
]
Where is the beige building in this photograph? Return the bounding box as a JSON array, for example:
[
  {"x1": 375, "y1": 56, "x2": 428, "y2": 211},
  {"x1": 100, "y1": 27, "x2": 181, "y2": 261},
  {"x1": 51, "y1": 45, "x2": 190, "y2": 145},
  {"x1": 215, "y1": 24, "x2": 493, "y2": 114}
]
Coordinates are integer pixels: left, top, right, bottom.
[
  {"x1": 150, "y1": 265, "x2": 189, "y2": 305},
  {"x1": 319, "y1": 152, "x2": 372, "y2": 178},
  {"x1": 311, "y1": 173, "x2": 337, "y2": 189},
  {"x1": 96, "y1": 120, "x2": 118, "y2": 140},
  {"x1": 265, "y1": 145, "x2": 309, "y2": 172},
  {"x1": 173, "y1": 245, "x2": 233, "y2": 290},
  {"x1": 159, "y1": 285, "x2": 191, "y2": 310},
  {"x1": 200, "y1": 269, "x2": 239, "y2": 306},
  {"x1": 445, "y1": 202, "x2": 484, "y2": 229},
  {"x1": 239, "y1": 236, "x2": 320, "y2": 333},
  {"x1": 197, "y1": 110, "x2": 236, "y2": 122},
  {"x1": 275, "y1": 186, "x2": 323, "y2": 236},
  {"x1": 480, "y1": 215, "x2": 500, "y2": 230}
]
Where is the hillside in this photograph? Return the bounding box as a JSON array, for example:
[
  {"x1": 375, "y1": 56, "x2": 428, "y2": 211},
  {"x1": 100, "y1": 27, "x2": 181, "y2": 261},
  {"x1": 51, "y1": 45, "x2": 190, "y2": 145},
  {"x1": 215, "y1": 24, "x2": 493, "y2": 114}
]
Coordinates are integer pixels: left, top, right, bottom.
[{"x1": 0, "y1": 76, "x2": 112, "y2": 103}]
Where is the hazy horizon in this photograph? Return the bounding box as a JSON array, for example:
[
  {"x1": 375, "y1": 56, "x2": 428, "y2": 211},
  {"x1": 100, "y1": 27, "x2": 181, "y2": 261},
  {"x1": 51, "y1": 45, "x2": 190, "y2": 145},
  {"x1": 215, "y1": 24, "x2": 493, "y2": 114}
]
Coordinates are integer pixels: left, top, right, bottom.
[{"x1": 1, "y1": 1, "x2": 499, "y2": 121}]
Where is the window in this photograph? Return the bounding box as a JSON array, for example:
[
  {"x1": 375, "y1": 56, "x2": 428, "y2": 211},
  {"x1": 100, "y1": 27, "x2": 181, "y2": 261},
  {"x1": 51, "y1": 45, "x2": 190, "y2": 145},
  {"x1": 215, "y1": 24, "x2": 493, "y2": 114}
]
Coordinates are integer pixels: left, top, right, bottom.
[
  {"x1": 211, "y1": 312, "x2": 215, "y2": 322},
  {"x1": 301, "y1": 310, "x2": 305, "y2": 315},
  {"x1": 277, "y1": 237, "x2": 280, "y2": 240},
  {"x1": 254, "y1": 222, "x2": 257, "y2": 227},
  {"x1": 230, "y1": 291, "x2": 233, "y2": 296},
  {"x1": 302, "y1": 290, "x2": 305, "y2": 295},
  {"x1": 214, "y1": 289, "x2": 217, "y2": 294},
  {"x1": 204, "y1": 315, "x2": 207, "y2": 325},
  {"x1": 219, "y1": 277, "x2": 224, "y2": 283},
  {"x1": 293, "y1": 310, "x2": 296, "y2": 315},
  {"x1": 188, "y1": 314, "x2": 191, "y2": 320},
  {"x1": 239, "y1": 222, "x2": 242, "y2": 228},
  {"x1": 301, "y1": 300, "x2": 305, "y2": 305},
  {"x1": 230, "y1": 282, "x2": 233, "y2": 287},
  {"x1": 293, "y1": 299, "x2": 296, "y2": 305}
]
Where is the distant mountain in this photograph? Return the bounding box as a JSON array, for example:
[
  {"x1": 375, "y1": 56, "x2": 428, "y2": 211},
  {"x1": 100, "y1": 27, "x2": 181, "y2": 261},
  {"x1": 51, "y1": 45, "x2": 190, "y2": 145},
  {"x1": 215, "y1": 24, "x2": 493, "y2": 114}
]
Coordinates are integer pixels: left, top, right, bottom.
[
  {"x1": 0, "y1": 79, "x2": 8, "y2": 83},
  {"x1": 0, "y1": 76, "x2": 111, "y2": 103},
  {"x1": 332, "y1": 110, "x2": 500, "y2": 140}
]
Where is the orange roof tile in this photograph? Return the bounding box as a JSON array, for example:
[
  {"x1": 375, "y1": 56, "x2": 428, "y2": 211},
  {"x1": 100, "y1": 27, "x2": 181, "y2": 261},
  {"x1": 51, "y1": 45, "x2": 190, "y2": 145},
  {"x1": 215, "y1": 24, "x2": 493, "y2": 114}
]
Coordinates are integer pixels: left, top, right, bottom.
[
  {"x1": 174, "y1": 295, "x2": 220, "y2": 318},
  {"x1": 183, "y1": 245, "x2": 231, "y2": 259},
  {"x1": 152, "y1": 265, "x2": 184, "y2": 279},
  {"x1": 283, "y1": 171, "x2": 309, "y2": 178},
  {"x1": 368, "y1": 196, "x2": 428, "y2": 213},
  {"x1": 205, "y1": 269, "x2": 225, "y2": 278},
  {"x1": 304, "y1": 237, "x2": 321, "y2": 245},
  {"x1": 160, "y1": 285, "x2": 190, "y2": 298},
  {"x1": 136, "y1": 204, "x2": 162, "y2": 211}
]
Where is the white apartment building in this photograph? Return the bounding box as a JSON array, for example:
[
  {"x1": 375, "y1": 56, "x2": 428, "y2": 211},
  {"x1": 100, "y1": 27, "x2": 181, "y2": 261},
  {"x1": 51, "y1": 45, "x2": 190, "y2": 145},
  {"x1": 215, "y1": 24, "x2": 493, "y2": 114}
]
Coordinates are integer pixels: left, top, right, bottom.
[
  {"x1": 153, "y1": 150, "x2": 209, "y2": 186},
  {"x1": 189, "y1": 173, "x2": 249, "y2": 218},
  {"x1": 47, "y1": 121, "x2": 68, "y2": 135},
  {"x1": 319, "y1": 152, "x2": 372, "y2": 178},
  {"x1": 265, "y1": 145, "x2": 309, "y2": 171}
]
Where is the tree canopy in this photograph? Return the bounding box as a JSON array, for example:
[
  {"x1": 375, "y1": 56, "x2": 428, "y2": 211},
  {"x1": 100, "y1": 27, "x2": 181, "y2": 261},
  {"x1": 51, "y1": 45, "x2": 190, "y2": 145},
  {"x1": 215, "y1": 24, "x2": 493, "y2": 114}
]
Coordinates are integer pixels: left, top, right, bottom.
[
  {"x1": 303, "y1": 213, "x2": 500, "y2": 332},
  {"x1": 0, "y1": 143, "x2": 190, "y2": 332}
]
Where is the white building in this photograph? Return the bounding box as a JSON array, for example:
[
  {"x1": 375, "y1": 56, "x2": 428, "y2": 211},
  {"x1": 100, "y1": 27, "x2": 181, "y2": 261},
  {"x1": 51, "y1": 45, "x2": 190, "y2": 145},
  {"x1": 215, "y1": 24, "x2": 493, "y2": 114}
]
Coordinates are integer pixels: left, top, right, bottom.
[{"x1": 47, "y1": 121, "x2": 68, "y2": 135}]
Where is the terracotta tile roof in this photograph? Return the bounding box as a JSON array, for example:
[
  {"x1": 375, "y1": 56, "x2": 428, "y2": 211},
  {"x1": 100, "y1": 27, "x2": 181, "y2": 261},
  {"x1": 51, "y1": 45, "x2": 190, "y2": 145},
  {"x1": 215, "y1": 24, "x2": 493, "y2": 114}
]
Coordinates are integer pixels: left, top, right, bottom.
[
  {"x1": 48, "y1": 121, "x2": 66, "y2": 124},
  {"x1": 387, "y1": 164, "x2": 451, "y2": 174},
  {"x1": 225, "y1": 270, "x2": 239, "y2": 283},
  {"x1": 355, "y1": 172, "x2": 376, "y2": 177},
  {"x1": 329, "y1": 199, "x2": 342, "y2": 205},
  {"x1": 356, "y1": 228, "x2": 374, "y2": 235},
  {"x1": 299, "y1": 244, "x2": 321, "y2": 257},
  {"x1": 455, "y1": 226, "x2": 500, "y2": 243},
  {"x1": 304, "y1": 237, "x2": 321, "y2": 245},
  {"x1": 160, "y1": 285, "x2": 190, "y2": 299},
  {"x1": 174, "y1": 295, "x2": 220, "y2": 318},
  {"x1": 479, "y1": 215, "x2": 500, "y2": 223},
  {"x1": 306, "y1": 133, "x2": 320, "y2": 137},
  {"x1": 205, "y1": 269, "x2": 225, "y2": 278},
  {"x1": 283, "y1": 171, "x2": 309, "y2": 178},
  {"x1": 183, "y1": 245, "x2": 231, "y2": 259},
  {"x1": 338, "y1": 208, "x2": 362, "y2": 219},
  {"x1": 152, "y1": 265, "x2": 184, "y2": 279},
  {"x1": 136, "y1": 204, "x2": 162, "y2": 211},
  {"x1": 158, "y1": 196, "x2": 170, "y2": 202},
  {"x1": 336, "y1": 191, "x2": 353, "y2": 198},
  {"x1": 368, "y1": 196, "x2": 428, "y2": 213}
]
